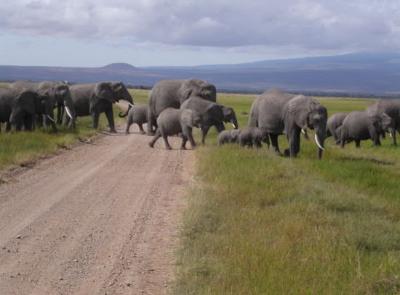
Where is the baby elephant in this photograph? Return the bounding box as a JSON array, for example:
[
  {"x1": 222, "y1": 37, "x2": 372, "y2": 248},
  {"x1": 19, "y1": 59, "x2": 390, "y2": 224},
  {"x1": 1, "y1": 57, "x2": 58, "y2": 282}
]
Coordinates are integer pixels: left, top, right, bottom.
[
  {"x1": 149, "y1": 108, "x2": 202, "y2": 150},
  {"x1": 339, "y1": 111, "x2": 393, "y2": 148},
  {"x1": 327, "y1": 112, "x2": 348, "y2": 143},
  {"x1": 238, "y1": 127, "x2": 267, "y2": 148},
  {"x1": 119, "y1": 104, "x2": 148, "y2": 134},
  {"x1": 217, "y1": 129, "x2": 241, "y2": 145}
]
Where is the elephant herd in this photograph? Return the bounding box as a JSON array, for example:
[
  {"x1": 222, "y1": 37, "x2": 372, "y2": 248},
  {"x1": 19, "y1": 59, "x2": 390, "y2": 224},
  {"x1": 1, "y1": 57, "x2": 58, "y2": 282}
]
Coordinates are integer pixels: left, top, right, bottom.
[
  {"x1": 0, "y1": 81, "x2": 134, "y2": 133},
  {"x1": 1, "y1": 78, "x2": 399, "y2": 159}
]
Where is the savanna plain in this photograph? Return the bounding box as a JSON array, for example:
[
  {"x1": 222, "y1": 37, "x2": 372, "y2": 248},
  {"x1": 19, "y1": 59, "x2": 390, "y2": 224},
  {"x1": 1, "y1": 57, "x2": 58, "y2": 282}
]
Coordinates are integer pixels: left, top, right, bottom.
[{"x1": 1, "y1": 86, "x2": 400, "y2": 294}]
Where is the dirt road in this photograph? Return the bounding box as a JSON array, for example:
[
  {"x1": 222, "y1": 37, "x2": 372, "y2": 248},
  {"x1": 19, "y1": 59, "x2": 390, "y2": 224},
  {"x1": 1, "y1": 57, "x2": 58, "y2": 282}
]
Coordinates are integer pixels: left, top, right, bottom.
[{"x1": 0, "y1": 127, "x2": 194, "y2": 295}]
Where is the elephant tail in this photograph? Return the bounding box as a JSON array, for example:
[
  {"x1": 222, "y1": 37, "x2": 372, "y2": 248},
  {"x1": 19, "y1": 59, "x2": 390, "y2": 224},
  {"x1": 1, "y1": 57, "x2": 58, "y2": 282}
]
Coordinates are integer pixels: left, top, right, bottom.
[{"x1": 119, "y1": 104, "x2": 132, "y2": 118}]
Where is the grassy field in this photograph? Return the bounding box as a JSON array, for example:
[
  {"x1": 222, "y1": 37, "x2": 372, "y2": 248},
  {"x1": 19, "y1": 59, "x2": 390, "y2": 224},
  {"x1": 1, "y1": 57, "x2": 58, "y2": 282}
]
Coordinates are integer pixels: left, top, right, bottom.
[
  {"x1": 0, "y1": 88, "x2": 148, "y2": 170},
  {"x1": 175, "y1": 94, "x2": 400, "y2": 294}
]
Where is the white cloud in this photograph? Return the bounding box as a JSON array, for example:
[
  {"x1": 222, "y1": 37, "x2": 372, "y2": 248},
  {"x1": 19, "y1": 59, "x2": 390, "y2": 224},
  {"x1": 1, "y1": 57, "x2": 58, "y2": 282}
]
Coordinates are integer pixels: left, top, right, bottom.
[{"x1": 0, "y1": 0, "x2": 400, "y2": 53}]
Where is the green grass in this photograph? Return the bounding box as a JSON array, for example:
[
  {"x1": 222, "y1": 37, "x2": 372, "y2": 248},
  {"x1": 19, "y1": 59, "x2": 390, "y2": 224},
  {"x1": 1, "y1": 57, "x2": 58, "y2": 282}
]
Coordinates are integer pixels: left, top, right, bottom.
[
  {"x1": 0, "y1": 88, "x2": 146, "y2": 170},
  {"x1": 175, "y1": 95, "x2": 400, "y2": 294}
]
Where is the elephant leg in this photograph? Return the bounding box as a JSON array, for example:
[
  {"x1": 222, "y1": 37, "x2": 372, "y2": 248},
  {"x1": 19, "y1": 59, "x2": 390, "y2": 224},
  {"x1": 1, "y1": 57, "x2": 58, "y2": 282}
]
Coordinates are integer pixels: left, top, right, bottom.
[
  {"x1": 6, "y1": 122, "x2": 11, "y2": 132},
  {"x1": 288, "y1": 128, "x2": 301, "y2": 158},
  {"x1": 201, "y1": 126, "x2": 210, "y2": 144},
  {"x1": 105, "y1": 108, "x2": 116, "y2": 133},
  {"x1": 254, "y1": 139, "x2": 262, "y2": 148},
  {"x1": 138, "y1": 123, "x2": 145, "y2": 134},
  {"x1": 180, "y1": 135, "x2": 188, "y2": 150},
  {"x1": 57, "y1": 104, "x2": 64, "y2": 125},
  {"x1": 162, "y1": 135, "x2": 172, "y2": 150},
  {"x1": 355, "y1": 140, "x2": 361, "y2": 148},
  {"x1": 91, "y1": 112, "x2": 100, "y2": 129},
  {"x1": 149, "y1": 129, "x2": 162, "y2": 148},
  {"x1": 269, "y1": 134, "x2": 280, "y2": 154},
  {"x1": 125, "y1": 122, "x2": 131, "y2": 134},
  {"x1": 147, "y1": 110, "x2": 156, "y2": 135},
  {"x1": 392, "y1": 129, "x2": 397, "y2": 146}
]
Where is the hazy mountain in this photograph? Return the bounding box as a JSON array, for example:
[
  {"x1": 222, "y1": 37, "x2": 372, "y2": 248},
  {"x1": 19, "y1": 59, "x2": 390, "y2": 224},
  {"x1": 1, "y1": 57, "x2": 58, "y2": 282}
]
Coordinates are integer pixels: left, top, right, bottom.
[{"x1": 1, "y1": 52, "x2": 400, "y2": 95}]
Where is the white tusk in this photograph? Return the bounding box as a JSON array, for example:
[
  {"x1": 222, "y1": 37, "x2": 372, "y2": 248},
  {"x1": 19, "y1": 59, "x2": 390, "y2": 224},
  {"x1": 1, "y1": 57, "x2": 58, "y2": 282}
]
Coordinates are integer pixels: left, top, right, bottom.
[
  {"x1": 231, "y1": 123, "x2": 236, "y2": 128},
  {"x1": 128, "y1": 102, "x2": 134, "y2": 107},
  {"x1": 301, "y1": 128, "x2": 306, "y2": 135},
  {"x1": 65, "y1": 106, "x2": 73, "y2": 119},
  {"x1": 47, "y1": 115, "x2": 55, "y2": 123},
  {"x1": 314, "y1": 134, "x2": 325, "y2": 151},
  {"x1": 389, "y1": 131, "x2": 393, "y2": 138}
]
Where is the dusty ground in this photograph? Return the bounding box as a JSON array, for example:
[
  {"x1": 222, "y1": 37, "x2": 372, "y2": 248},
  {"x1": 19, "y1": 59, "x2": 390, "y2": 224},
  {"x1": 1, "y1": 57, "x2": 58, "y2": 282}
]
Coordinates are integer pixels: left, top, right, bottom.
[{"x1": 0, "y1": 126, "x2": 194, "y2": 295}]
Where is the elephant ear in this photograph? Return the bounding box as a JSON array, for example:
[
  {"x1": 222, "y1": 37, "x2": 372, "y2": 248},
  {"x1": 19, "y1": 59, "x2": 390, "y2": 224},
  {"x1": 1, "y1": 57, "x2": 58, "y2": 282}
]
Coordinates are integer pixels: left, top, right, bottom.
[
  {"x1": 206, "y1": 104, "x2": 224, "y2": 123},
  {"x1": 179, "y1": 79, "x2": 201, "y2": 102},
  {"x1": 180, "y1": 109, "x2": 195, "y2": 128},
  {"x1": 284, "y1": 95, "x2": 320, "y2": 131}
]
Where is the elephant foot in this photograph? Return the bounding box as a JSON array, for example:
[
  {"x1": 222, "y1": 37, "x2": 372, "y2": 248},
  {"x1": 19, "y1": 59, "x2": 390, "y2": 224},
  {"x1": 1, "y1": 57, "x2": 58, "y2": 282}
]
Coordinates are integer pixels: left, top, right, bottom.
[
  {"x1": 166, "y1": 146, "x2": 172, "y2": 150},
  {"x1": 109, "y1": 129, "x2": 117, "y2": 133},
  {"x1": 283, "y1": 149, "x2": 290, "y2": 157},
  {"x1": 148, "y1": 142, "x2": 154, "y2": 148},
  {"x1": 140, "y1": 131, "x2": 146, "y2": 135}
]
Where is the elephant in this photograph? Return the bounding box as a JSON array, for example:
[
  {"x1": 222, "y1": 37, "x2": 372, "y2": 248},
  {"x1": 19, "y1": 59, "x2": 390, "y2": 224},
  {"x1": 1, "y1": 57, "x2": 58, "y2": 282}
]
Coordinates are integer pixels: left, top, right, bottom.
[
  {"x1": 217, "y1": 129, "x2": 241, "y2": 145},
  {"x1": 238, "y1": 127, "x2": 267, "y2": 148},
  {"x1": 339, "y1": 111, "x2": 393, "y2": 148},
  {"x1": 367, "y1": 99, "x2": 400, "y2": 145},
  {"x1": 147, "y1": 79, "x2": 217, "y2": 134},
  {"x1": 119, "y1": 104, "x2": 148, "y2": 134},
  {"x1": 180, "y1": 96, "x2": 226, "y2": 143},
  {"x1": 148, "y1": 108, "x2": 202, "y2": 150},
  {"x1": 0, "y1": 87, "x2": 38, "y2": 131},
  {"x1": 34, "y1": 81, "x2": 76, "y2": 127},
  {"x1": 249, "y1": 89, "x2": 327, "y2": 159},
  {"x1": 68, "y1": 82, "x2": 133, "y2": 132},
  {"x1": 10, "y1": 81, "x2": 58, "y2": 131},
  {"x1": 326, "y1": 112, "x2": 348, "y2": 143}
]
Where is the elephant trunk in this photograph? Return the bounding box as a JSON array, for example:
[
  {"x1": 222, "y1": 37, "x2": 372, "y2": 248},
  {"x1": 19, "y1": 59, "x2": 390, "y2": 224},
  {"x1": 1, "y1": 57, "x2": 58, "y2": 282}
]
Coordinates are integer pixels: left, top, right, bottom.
[
  {"x1": 215, "y1": 122, "x2": 225, "y2": 133},
  {"x1": 314, "y1": 128, "x2": 326, "y2": 159},
  {"x1": 119, "y1": 104, "x2": 132, "y2": 118}
]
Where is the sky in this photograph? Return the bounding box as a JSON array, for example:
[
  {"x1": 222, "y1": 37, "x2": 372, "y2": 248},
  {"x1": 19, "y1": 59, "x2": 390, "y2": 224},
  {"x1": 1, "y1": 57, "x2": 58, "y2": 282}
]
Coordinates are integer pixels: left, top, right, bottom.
[{"x1": 0, "y1": 0, "x2": 399, "y2": 67}]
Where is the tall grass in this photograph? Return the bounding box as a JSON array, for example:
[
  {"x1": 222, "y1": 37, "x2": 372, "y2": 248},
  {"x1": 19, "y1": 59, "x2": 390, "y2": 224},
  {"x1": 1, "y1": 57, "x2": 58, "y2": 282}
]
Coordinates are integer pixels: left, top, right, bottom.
[{"x1": 175, "y1": 95, "x2": 400, "y2": 294}]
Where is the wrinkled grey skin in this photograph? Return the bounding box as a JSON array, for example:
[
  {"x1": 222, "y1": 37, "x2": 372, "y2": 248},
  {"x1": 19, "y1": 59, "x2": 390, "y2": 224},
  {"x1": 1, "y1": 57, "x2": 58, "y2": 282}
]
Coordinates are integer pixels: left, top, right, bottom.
[
  {"x1": 180, "y1": 96, "x2": 226, "y2": 144},
  {"x1": 68, "y1": 82, "x2": 133, "y2": 132},
  {"x1": 10, "y1": 81, "x2": 58, "y2": 131},
  {"x1": 119, "y1": 104, "x2": 148, "y2": 134},
  {"x1": 147, "y1": 79, "x2": 217, "y2": 134},
  {"x1": 326, "y1": 112, "x2": 348, "y2": 143},
  {"x1": 367, "y1": 99, "x2": 400, "y2": 145},
  {"x1": 249, "y1": 89, "x2": 327, "y2": 159},
  {"x1": 0, "y1": 88, "x2": 38, "y2": 131},
  {"x1": 35, "y1": 81, "x2": 76, "y2": 128},
  {"x1": 339, "y1": 111, "x2": 393, "y2": 148},
  {"x1": 148, "y1": 108, "x2": 202, "y2": 150},
  {"x1": 238, "y1": 127, "x2": 266, "y2": 148},
  {"x1": 217, "y1": 129, "x2": 241, "y2": 145}
]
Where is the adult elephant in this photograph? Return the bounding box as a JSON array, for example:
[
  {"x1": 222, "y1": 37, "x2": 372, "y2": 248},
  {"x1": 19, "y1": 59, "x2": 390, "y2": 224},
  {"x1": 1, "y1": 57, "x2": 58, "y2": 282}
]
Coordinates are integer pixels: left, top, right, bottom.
[
  {"x1": 367, "y1": 99, "x2": 400, "y2": 145},
  {"x1": 339, "y1": 111, "x2": 393, "y2": 148},
  {"x1": 35, "y1": 81, "x2": 76, "y2": 127},
  {"x1": 326, "y1": 112, "x2": 348, "y2": 143},
  {"x1": 11, "y1": 81, "x2": 58, "y2": 131},
  {"x1": 68, "y1": 82, "x2": 133, "y2": 132},
  {"x1": 0, "y1": 87, "x2": 38, "y2": 131},
  {"x1": 147, "y1": 79, "x2": 217, "y2": 134},
  {"x1": 249, "y1": 89, "x2": 327, "y2": 159},
  {"x1": 180, "y1": 96, "x2": 226, "y2": 143}
]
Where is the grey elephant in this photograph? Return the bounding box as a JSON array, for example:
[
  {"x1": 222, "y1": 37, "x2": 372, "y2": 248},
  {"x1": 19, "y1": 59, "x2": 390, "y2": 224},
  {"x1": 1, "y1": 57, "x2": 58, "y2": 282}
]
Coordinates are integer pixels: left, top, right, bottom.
[
  {"x1": 35, "y1": 81, "x2": 76, "y2": 127},
  {"x1": 147, "y1": 79, "x2": 216, "y2": 134},
  {"x1": 0, "y1": 87, "x2": 38, "y2": 131},
  {"x1": 10, "y1": 81, "x2": 58, "y2": 131},
  {"x1": 238, "y1": 127, "x2": 267, "y2": 148},
  {"x1": 217, "y1": 129, "x2": 241, "y2": 145},
  {"x1": 68, "y1": 82, "x2": 133, "y2": 132},
  {"x1": 119, "y1": 104, "x2": 148, "y2": 134},
  {"x1": 148, "y1": 108, "x2": 202, "y2": 150},
  {"x1": 326, "y1": 112, "x2": 348, "y2": 143},
  {"x1": 339, "y1": 111, "x2": 393, "y2": 148},
  {"x1": 367, "y1": 99, "x2": 400, "y2": 145},
  {"x1": 249, "y1": 89, "x2": 327, "y2": 159},
  {"x1": 180, "y1": 96, "x2": 226, "y2": 143}
]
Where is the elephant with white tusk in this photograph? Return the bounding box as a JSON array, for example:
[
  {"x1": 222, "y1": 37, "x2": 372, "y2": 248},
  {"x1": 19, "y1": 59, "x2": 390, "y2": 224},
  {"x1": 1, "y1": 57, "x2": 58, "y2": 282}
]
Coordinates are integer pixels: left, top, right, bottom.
[
  {"x1": 248, "y1": 89, "x2": 328, "y2": 159},
  {"x1": 148, "y1": 108, "x2": 202, "y2": 150},
  {"x1": 147, "y1": 79, "x2": 217, "y2": 135}
]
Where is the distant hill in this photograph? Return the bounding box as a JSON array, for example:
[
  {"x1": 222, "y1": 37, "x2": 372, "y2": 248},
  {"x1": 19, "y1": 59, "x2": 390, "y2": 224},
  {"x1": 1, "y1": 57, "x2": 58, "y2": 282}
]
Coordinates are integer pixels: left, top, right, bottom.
[{"x1": 1, "y1": 52, "x2": 400, "y2": 95}]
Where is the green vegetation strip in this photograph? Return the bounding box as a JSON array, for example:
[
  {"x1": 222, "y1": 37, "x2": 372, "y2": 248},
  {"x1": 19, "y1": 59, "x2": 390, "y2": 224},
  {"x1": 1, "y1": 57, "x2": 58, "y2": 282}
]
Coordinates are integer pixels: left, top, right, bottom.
[{"x1": 176, "y1": 96, "x2": 400, "y2": 294}]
